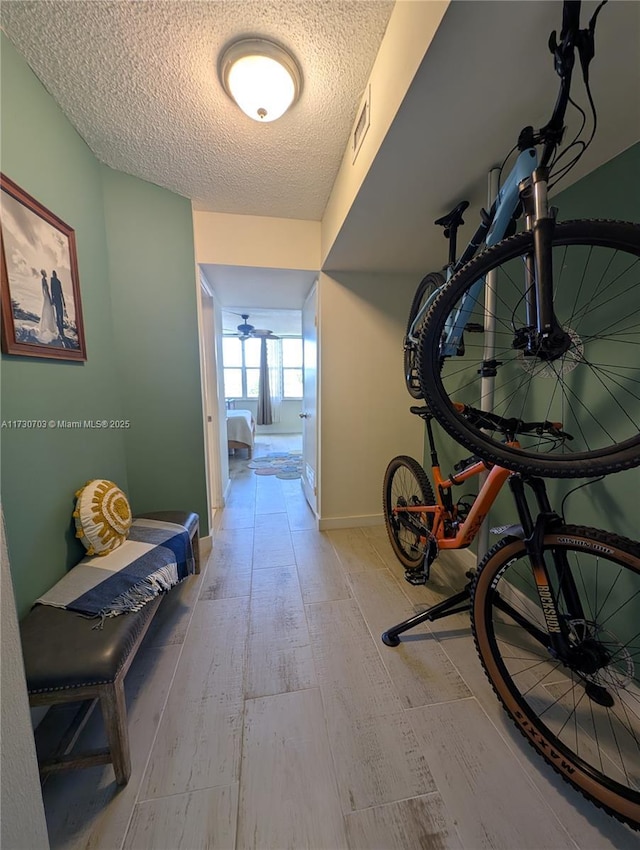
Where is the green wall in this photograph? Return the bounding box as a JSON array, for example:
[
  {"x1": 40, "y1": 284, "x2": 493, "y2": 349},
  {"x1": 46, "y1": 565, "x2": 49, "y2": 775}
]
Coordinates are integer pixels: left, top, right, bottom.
[
  {"x1": 1, "y1": 34, "x2": 208, "y2": 617},
  {"x1": 0, "y1": 35, "x2": 128, "y2": 616},
  {"x1": 101, "y1": 168, "x2": 208, "y2": 527}
]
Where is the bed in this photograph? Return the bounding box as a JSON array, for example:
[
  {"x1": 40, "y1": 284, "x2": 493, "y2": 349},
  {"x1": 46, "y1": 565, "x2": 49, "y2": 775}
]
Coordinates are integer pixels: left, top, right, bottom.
[{"x1": 227, "y1": 409, "x2": 255, "y2": 458}]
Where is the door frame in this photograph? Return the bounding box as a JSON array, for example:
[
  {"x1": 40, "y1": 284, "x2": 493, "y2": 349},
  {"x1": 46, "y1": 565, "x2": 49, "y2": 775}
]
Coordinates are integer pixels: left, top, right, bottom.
[
  {"x1": 198, "y1": 272, "x2": 225, "y2": 517},
  {"x1": 301, "y1": 282, "x2": 319, "y2": 521}
]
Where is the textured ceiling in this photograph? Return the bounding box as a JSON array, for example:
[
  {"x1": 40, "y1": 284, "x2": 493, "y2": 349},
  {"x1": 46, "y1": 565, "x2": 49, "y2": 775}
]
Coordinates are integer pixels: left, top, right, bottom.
[
  {"x1": 1, "y1": 0, "x2": 394, "y2": 221},
  {"x1": 3, "y1": 0, "x2": 637, "y2": 290}
]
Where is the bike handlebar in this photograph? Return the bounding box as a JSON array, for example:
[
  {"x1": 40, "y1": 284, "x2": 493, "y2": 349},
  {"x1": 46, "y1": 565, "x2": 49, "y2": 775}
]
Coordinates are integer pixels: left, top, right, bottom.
[
  {"x1": 538, "y1": 1, "x2": 581, "y2": 165},
  {"x1": 560, "y1": 0, "x2": 581, "y2": 46},
  {"x1": 410, "y1": 403, "x2": 573, "y2": 442},
  {"x1": 453, "y1": 403, "x2": 573, "y2": 441},
  {"x1": 536, "y1": 0, "x2": 608, "y2": 167}
]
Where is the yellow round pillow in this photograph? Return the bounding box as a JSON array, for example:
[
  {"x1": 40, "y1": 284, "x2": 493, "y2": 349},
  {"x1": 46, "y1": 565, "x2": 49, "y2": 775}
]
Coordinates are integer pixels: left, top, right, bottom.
[{"x1": 73, "y1": 479, "x2": 132, "y2": 556}]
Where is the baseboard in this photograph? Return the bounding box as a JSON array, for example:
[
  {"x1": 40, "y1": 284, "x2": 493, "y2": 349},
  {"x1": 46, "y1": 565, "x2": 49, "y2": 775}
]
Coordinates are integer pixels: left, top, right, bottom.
[
  {"x1": 199, "y1": 535, "x2": 212, "y2": 560},
  {"x1": 318, "y1": 514, "x2": 385, "y2": 531}
]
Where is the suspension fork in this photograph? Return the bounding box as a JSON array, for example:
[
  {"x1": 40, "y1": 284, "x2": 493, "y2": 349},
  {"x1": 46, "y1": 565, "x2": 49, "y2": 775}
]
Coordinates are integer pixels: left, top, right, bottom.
[
  {"x1": 509, "y1": 476, "x2": 585, "y2": 655},
  {"x1": 519, "y1": 179, "x2": 538, "y2": 330},
  {"x1": 531, "y1": 169, "x2": 556, "y2": 334},
  {"x1": 518, "y1": 168, "x2": 574, "y2": 362}
]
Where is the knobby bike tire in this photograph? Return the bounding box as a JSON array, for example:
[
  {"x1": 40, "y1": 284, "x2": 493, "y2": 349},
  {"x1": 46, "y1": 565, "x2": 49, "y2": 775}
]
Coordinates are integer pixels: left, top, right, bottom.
[
  {"x1": 418, "y1": 220, "x2": 640, "y2": 478},
  {"x1": 405, "y1": 271, "x2": 445, "y2": 399},
  {"x1": 472, "y1": 525, "x2": 640, "y2": 829},
  {"x1": 382, "y1": 455, "x2": 435, "y2": 570}
]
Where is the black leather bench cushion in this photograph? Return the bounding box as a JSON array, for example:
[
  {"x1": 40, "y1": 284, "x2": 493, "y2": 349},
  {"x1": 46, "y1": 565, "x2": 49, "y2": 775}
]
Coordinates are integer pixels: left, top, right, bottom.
[
  {"x1": 134, "y1": 510, "x2": 199, "y2": 536},
  {"x1": 22, "y1": 597, "x2": 160, "y2": 693}
]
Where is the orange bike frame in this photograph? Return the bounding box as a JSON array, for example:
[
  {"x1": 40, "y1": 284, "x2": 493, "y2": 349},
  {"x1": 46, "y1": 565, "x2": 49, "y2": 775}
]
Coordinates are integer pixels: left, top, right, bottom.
[{"x1": 396, "y1": 443, "x2": 521, "y2": 550}]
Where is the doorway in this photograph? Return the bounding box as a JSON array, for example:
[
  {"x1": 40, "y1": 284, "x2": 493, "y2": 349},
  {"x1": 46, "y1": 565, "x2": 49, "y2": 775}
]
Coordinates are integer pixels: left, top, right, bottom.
[{"x1": 197, "y1": 266, "x2": 319, "y2": 525}]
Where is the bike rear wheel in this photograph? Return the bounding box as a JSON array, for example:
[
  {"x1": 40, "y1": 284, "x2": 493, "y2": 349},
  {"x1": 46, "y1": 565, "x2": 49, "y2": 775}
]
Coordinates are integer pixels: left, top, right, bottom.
[
  {"x1": 382, "y1": 455, "x2": 435, "y2": 570},
  {"x1": 405, "y1": 272, "x2": 445, "y2": 398},
  {"x1": 418, "y1": 220, "x2": 640, "y2": 478},
  {"x1": 472, "y1": 526, "x2": 640, "y2": 829}
]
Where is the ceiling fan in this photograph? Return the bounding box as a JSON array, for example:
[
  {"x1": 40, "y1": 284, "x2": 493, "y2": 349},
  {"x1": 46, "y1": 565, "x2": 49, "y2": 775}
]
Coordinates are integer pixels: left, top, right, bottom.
[{"x1": 232, "y1": 314, "x2": 280, "y2": 340}]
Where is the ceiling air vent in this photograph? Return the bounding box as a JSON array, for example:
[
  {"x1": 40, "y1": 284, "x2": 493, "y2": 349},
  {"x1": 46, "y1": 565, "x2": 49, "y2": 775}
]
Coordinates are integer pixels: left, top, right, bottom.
[{"x1": 352, "y1": 85, "x2": 371, "y2": 163}]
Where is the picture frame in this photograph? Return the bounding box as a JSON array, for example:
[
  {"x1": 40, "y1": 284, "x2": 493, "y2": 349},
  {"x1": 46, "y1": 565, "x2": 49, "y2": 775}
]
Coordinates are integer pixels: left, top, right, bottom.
[{"x1": 1, "y1": 173, "x2": 87, "y2": 361}]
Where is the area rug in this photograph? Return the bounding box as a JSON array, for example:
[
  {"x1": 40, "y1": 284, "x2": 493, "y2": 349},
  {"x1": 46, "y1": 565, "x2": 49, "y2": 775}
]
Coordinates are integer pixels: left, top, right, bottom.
[{"x1": 248, "y1": 451, "x2": 303, "y2": 479}]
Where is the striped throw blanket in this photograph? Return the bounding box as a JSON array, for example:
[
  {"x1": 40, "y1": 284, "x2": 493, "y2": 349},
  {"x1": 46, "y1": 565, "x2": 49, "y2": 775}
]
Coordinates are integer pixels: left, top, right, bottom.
[{"x1": 35, "y1": 519, "x2": 194, "y2": 619}]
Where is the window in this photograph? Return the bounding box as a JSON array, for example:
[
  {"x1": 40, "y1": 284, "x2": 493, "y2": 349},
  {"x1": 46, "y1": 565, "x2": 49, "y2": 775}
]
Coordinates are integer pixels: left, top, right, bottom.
[
  {"x1": 223, "y1": 336, "x2": 303, "y2": 399},
  {"x1": 282, "y1": 338, "x2": 303, "y2": 398}
]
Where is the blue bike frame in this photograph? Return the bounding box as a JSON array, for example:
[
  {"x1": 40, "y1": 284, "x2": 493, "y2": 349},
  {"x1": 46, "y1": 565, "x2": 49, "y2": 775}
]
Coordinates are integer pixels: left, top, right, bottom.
[{"x1": 408, "y1": 147, "x2": 539, "y2": 357}]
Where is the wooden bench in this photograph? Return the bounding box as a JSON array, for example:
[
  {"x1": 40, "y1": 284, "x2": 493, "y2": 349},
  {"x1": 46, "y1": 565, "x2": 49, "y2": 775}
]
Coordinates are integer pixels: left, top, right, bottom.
[{"x1": 20, "y1": 510, "x2": 199, "y2": 786}]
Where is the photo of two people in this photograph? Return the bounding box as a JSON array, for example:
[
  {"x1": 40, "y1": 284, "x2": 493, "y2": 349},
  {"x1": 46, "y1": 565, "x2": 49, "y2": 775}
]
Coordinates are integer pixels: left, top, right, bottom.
[
  {"x1": 1, "y1": 174, "x2": 86, "y2": 360},
  {"x1": 37, "y1": 269, "x2": 68, "y2": 344}
]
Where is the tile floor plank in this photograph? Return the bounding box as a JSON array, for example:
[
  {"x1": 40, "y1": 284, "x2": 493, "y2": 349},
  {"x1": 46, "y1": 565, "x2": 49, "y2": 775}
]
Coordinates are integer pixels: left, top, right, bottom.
[
  {"x1": 199, "y1": 528, "x2": 253, "y2": 601},
  {"x1": 218, "y1": 504, "x2": 255, "y2": 531},
  {"x1": 255, "y1": 474, "x2": 287, "y2": 515},
  {"x1": 139, "y1": 597, "x2": 249, "y2": 799},
  {"x1": 284, "y1": 489, "x2": 317, "y2": 532},
  {"x1": 237, "y1": 689, "x2": 348, "y2": 850},
  {"x1": 344, "y1": 794, "x2": 463, "y2": 850},
  {"x1": 307, "y1": 598, "x2": 436, "y2": 812},
  {"x1": 326, "y1": 527, "x2": 387, "y2": 574},
  {"x1": 244, "y1": 564, "x2": 316, "y2": 699},
  {"x1": 123, "y1": 784, "x2": 238, "y2": 850},
  {"x1": 407, "y1": 698, "x2": 578, "y2": 849},
  {"x1": 348, "y1": 568, "x2": 471, "y2": 708},
  {"x1": 253, "y1": 512, "x2": 295, "y2": 569},
  {"x1": 292, "y1": 530, "x2": 352, "y2": 604}
]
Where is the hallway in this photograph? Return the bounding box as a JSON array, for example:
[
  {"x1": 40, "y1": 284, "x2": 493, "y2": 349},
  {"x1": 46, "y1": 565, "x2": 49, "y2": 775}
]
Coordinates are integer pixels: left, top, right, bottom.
[{"x1": 37, "y1": 435, "x2": 638, "y2": 849}]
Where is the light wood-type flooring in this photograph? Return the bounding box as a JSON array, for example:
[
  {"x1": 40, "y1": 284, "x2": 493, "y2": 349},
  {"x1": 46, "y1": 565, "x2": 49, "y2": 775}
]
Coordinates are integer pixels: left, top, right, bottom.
[{"x1": 36, "y1": 435, "x2": 639, "y2": 850}]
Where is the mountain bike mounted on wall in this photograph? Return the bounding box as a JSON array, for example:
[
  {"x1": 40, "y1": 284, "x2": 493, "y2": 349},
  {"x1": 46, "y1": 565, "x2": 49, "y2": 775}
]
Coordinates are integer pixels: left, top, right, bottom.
[
  {"x1": 383, "y1": 407, "x2": 640, "y2": 829},
  {"x1": 383, "y1": 0, "x2": 640, "y2": 829},
  {"x1": 403, "y1": 0, "x2": 640, "y2": 480}
]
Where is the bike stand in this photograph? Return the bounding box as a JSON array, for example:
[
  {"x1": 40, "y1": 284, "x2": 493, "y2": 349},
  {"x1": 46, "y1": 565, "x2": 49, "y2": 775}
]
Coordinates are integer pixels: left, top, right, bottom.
[{"x1": 381, "y1": 576, "x2": 473, "y2": 647}]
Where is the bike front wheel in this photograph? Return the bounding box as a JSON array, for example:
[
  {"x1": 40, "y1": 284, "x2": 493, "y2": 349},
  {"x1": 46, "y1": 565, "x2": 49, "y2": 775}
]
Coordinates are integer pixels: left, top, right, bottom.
[
  {"x1": 404, "y1": 271, "x2": 445, "y2": 398},
  {"x1": 472, "y1": 526, "x2": 640, "y2": 829},
  {"x1": 382, "y1": 455, "x2": 435, "y2": 570},
  {"x1": 418, "y1": 220, "x2": 640, "y2": 478}
]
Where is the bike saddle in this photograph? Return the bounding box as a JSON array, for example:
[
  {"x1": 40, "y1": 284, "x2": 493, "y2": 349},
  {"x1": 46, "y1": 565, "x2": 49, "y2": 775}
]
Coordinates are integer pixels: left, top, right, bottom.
[{"x1": 434, "y1": 200, "x2": 470, "y2": 233}]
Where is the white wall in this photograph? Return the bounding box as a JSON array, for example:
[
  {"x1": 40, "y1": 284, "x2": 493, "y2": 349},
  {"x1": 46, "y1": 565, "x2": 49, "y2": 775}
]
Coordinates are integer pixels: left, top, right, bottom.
[
  {"x1": 317, "y1": 271, "x2": 424, "y2": 528},
  {"x1": 193, "y1": 211, "x2": 321, "y2": 270},
  {"x1": 321, "y1": 0, "x2": 449, "y2": 264},
  {"x1": 1, "y1": 513, "x2": 50, "y2": 850}
]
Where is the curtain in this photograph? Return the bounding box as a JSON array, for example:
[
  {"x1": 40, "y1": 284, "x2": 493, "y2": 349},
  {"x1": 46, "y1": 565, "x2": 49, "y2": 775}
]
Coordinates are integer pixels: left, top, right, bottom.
[
  {"x1": 267, "y1": 337, "x2": 282, "y2": 423},
  {"x1": 256, "y1": 338, "x2": 273, "y2": 425}
]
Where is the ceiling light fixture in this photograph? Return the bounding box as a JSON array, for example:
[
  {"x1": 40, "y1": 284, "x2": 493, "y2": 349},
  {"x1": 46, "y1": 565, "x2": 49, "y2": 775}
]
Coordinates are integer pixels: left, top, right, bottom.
[{"x1": 219, "y1": 38, "x2": 302, "y2": 123}]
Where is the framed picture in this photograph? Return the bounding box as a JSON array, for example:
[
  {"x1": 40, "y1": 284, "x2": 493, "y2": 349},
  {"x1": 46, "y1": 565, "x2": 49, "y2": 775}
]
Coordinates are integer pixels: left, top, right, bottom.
[{"x1": 1, "y1": 173, "x2": 87, "y2": 361}]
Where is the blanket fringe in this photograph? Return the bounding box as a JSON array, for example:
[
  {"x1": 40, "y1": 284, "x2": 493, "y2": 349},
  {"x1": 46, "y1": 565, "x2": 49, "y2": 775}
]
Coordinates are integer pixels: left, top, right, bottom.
[{"x1": 98, "y1": 563, "x2": 180, "y2": 620}]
